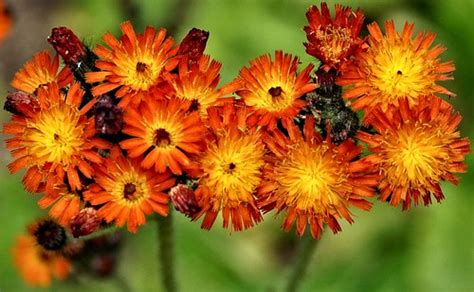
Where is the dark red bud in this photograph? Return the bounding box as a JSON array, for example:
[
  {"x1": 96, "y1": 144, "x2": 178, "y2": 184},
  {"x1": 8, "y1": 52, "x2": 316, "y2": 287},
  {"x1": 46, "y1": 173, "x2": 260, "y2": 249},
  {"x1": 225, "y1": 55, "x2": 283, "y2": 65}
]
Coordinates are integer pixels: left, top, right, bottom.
[
  {"x1": 70, "y1": 208, "x2": 101, "y2": 238},
  {"x1": 48, "y1": 27, "x2": 86, "y2": 65},
  {"x1": 93, "y1": 95, "x2": 123, "y2": 135},
  {"x1": 178, "y1": 28, "x2": 209, "y2": 66},
  {"x1": 169, "y1": 184, "x2": 201, "y2": 218},
  {"x1": 4, "y1": 91, "x2": 39, "y2": 116}
]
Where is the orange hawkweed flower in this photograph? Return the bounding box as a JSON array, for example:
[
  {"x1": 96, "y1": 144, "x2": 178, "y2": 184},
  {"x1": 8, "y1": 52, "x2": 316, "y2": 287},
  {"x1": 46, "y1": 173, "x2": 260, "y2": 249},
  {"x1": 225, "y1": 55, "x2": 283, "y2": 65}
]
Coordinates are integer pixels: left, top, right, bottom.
[
  {"x1": 86, "y1": 21, "x2": 179, "y2": 107},
  {"x1": 0, "y1": 0, "x2": 11, "y2": 43},
  {"x1": 12, "y1": 235, "x2": 71, "y2": 287},
  {"x1": 38, "y1": 187, "x2": 82, "y2": 227},
  {"x1": 83, "y1": 147, "x2": 175, "y2": 233},
  {"x1": 358, "y1": 97, "x2": 470, "y2": 209},
  {"x1": 338, "y1": 21, "x2": 455, "y2": 114},
  {"x1": 165, "y1": 55, "x2": 238, "y2": 116},
  {"x1": 192, "y1": 102, "x2": 265, "y2": 231},
  {"x1": 258, "y1": 117, "x2": 377, "y2": 239},
  {"x1": 304, "y1": 2, "x2": 364, "y2": 70},
  {"x1": 4, "y1": 82, "x2": 109, "y2": 193},
  {"x1": 11, "y1": 51, "x2": 73, "y2": 93},
  {"x1": 120, "y1": 98, "x2": 206, "y2": 175},
  {"x1": 236, "y1": 51, "x2": 317, "y2": 130}
]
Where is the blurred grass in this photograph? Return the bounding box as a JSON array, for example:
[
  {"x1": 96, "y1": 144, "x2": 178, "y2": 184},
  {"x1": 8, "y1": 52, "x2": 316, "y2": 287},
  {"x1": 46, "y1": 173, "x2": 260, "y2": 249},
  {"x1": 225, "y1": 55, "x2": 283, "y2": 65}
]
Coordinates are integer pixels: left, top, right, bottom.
[{"x1": 0, "y1": 0, "x2": 473, "y2": 291}]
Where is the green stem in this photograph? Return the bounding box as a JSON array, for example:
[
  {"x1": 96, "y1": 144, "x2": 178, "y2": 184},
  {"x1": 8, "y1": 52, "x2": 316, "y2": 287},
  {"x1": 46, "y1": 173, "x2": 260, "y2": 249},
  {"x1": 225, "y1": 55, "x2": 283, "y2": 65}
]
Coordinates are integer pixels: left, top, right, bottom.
[
  {"x1": 74, "y1": 225, "x2": 119, "y2": 241},
  {"x1": 157, "y1": 210, "x2": 177, "y2": 292},
  {"x1": 285, "y1": 234, "x2": 320, "y2": 292}
]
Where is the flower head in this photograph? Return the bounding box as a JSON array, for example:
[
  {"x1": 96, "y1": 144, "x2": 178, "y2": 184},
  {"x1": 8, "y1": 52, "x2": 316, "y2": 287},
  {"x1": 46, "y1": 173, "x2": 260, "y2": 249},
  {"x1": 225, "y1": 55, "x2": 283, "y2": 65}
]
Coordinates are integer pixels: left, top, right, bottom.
[
  {"x1": 304, "y1": 2, "x2": 364, "y2": 70},
  {"x1": 338, "y1": 21, "x2": 455, "y2": 114},
  {"x1": 83, "y1": 147, "x2": 176, "y2": 232},
  {"x1": 192, "y1": 102, "x2": 265, "y2": 231},
  {"x1": 12, "y1": 235, "x2": 71, "y2": 287},
  {"x1": 120, "y1": 97, "x2": 206, "y2": 175},
  {"x1": 4, "y1": 82, "x2": 109, "y2": 193},
  {"x1": 358, "y1": 97, "x2": 470, "y2": 209},
  {"x1": 258, "y1": 117, "x2": 377, "y2": 239},
  {"x1": 236, "y1": 51, "x2": 317, "y2": 130},
  {"x1": 166, "y1": 55, "x2": 238, "y2": 116},
  {"x1": 11, "y1": 51, "x2": 73, "y2": 93},
  {"x1": 86, "y1": 21, "x2": 179, "y2": 107}
]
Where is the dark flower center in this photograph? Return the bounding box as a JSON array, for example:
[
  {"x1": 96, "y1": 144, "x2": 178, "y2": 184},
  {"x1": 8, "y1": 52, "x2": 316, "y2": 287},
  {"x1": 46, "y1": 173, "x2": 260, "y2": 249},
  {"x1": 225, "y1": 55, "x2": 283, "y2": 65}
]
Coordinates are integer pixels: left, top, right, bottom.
[
  {"x1": 136, "y1": 62, "x2": 148, "y2": 73},
  {"x1": 268, "y1": 86, "x2": 283, "y2": 98},
  {"x1": 154, "y1": 128, "x2": 171, "y2": 147},
  {"x1": 189, "y1": 99, "x2": 200, "y2": 112},
  {"x1": 123, "y1": 183, "x2": 137, "y2": 200}
]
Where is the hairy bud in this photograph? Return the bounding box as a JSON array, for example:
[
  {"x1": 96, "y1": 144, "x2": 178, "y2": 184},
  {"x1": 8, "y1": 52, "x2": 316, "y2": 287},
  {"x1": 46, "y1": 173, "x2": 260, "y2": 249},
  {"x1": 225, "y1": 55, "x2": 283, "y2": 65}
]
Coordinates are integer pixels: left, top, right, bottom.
[
  {"x1": 48, "y1": 27, "x2": 86, "y2": 65},
  {"x1": 169, "y1": 184, "x2": 201, "y2": 218},
  {"x1": 93, "y1": 95, "x2": 123, "y2": 135},
  {"x1": 178, "y1": 28, "x2": 209, "y2": 66},
  {"x1": 4, "y1": 91, "x2": 39, "y2": 116},
  {"x1": 70, "y1": 208, "x2": 101, "y2": 238}
]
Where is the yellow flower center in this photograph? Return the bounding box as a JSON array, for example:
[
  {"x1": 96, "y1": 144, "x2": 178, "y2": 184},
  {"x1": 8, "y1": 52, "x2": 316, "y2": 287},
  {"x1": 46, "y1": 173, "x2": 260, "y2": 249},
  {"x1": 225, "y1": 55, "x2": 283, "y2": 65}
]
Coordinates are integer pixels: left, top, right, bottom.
[
  {"x1": 111, "y1": 170, "x2": 150, "y2": 206},
  {"x1": 315, "y1": 25, "x2": 352, "y2": 63},
  {"x1": 273, "y1": 142, "x2": 349, "y2": 212},
  {"x1": 200, "y1": 131, "x2": 265, "y2": 207},
  {"x1": 384, "y1": 123, "x2": 452, "y2": 188},
  {"x1": 115, "y1": 53, "x2": 165, "y2": 91},
  {"x1": 368, "y1": 41, "x2": 434, "y2": 105},
  {"x1": 25, "y1": 104, "x2": 85, "y2": 167}
]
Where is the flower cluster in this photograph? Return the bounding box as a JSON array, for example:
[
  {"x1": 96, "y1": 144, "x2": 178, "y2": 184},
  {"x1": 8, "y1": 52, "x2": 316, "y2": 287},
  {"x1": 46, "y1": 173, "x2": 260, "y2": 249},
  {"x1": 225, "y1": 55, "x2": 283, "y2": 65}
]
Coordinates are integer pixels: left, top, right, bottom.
[{"x1": 4, "y1": 2, "x2": 470, "y2": 286}]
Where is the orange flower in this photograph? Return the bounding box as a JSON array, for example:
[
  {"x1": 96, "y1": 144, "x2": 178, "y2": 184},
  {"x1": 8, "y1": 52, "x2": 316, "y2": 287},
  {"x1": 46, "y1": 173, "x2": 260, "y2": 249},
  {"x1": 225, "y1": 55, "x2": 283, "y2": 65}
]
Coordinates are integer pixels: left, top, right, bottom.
[
  {"x1": 192, "y1": 102, "x2": 265, "y2": 231},
  {"x1": 86, "y1": 21, "x2": 179, "y2": 107},
  {"x1": 0, "y1": 0, "x2": 11, "y2": 43},
  {"x1": 12, "y1": 235, "x2": 71, "y2": 287},
  {"x1": 258, "y1": 117, "x2": 377, "y2": 239},
  {"x1": 38, "y1": 187, "x2": 82, "y2": 227},
  {"x1": 165, "y1": 55, "x2": 238, "y2": 116},
  {"x1": 83, "y1": 147, "x2": 175, "y2": 233},
  {"x1": 358, "y1": 97, "x2": 470, "y2": 209},
  {"x1": 236, "y1": 51, "x2": 317, "y2": 130},
  {"x1": 11, "y1": 51, "x2": 73, "y2": 93},
  {"x1": 120, "y1": 97, "x2": 206, "y2": 175},
  {"x1": 304, "y1": 2, "x2": 364, "y2": 70},
  {"x1": 338, "y1": 21, "x2": 455, "y2": 114},
  {"x1": 4, "y1": 82, "x2": 109, "y2": 193}
]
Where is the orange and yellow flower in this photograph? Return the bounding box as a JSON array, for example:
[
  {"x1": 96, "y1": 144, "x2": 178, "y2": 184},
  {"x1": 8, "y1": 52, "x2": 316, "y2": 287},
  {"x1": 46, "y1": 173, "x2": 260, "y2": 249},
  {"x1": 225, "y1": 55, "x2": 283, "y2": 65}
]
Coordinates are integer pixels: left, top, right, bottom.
[
  {"x1": 12, "y1": 235, "x2": 71, "y2": 287},
  {"x1": 83, "y1": 147, "x2": 175, "y2": 233},
  {"x1": 86, "y1": 21, "x2": 179, "y2": 107},
  {"x1": 358, "y1": 97, "x2": 470, "y2": 209},
  {"x1": 11, "y1": 51, "x2": 73, "y2": 93},
  {"x1": 236, "y1": 50, "x2": 317, "y2": 130},
  {"x1": 120, "y1": 97, "x2": 206, "y2": 175},
  {"x1": 192, "y1": 102, "x2": 265, "y2": 231},
  {"x1": 304, "y1": 2, "x2": 364, "y2": 70},
  {"x1": 0, "y1": 0, "x2": 11, "y2": 43},
  {"x1": 4, "y1": 82, "x2": 109, "y2": 193},
  {"x1": 258, "y1": 117, "x2": 377, "y2": 239},
  {"x1": 165, "y1": 55, "x2": 239, "y2": 116},
  {"x1": 338, "y1": 21, "x2": 455, "y2": 114}
]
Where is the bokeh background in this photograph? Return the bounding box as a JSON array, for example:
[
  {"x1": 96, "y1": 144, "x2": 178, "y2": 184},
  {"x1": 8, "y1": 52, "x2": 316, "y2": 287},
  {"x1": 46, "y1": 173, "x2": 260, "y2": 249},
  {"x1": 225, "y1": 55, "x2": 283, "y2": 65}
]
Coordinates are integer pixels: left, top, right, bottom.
[{"x1": 0, "y1": 0, "x2": 473, "y2": 291}]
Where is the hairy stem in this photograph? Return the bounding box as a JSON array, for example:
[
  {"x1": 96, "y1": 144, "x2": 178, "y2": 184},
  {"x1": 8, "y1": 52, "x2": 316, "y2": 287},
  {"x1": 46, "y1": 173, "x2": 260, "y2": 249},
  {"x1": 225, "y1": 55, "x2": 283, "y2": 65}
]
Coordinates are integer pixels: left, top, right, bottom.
[
  {"x1": 157, "y1": 210, "x2": 177, "y2": 292},
  {"x1": 285, "y1": 234, "x2": 320, "y2": 292}
]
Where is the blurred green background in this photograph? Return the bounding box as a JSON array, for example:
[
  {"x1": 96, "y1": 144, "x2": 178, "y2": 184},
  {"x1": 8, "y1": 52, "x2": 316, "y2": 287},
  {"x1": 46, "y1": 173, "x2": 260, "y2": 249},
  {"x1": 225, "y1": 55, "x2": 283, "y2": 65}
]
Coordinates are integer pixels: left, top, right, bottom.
[{"x1": 0, "y1": 0, "x2": 472, "y2": 291}]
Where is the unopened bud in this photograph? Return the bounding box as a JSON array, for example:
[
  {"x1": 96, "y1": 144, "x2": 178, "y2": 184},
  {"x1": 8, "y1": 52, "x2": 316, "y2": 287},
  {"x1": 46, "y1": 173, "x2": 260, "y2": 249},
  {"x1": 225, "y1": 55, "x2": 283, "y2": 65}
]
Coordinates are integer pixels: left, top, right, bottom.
[
  {"x1": 93, "y1": 95, "x2": 123, "y2": 135},
  {"x1": 178, "y1": 28, "x2": 209, "y2": 66},
  {"x1": 4, "y1": 91, "x2": 39, "y2": 116},
  {"x1": 70, "y1": 208, "x2": 101, "y2": 238},
  {"x1": 169, "y1": 184, "x2": 201, "y2": 218},
  {"x1": 32, "y1": 219, "x2": 67, "y2": 251},
  {"x1": 48, "y1": 27, "x2": 86, "y2": 65}
]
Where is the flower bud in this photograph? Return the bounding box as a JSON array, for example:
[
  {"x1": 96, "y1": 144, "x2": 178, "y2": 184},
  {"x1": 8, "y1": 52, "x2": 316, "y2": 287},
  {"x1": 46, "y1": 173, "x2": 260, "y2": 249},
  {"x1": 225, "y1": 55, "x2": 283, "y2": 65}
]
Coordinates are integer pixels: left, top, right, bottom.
[
  {"x1": 48, "y1": 27, "x2": 86, "y2": 65},
  {"x1": 178, "y1": 28, "x2": 209, "y2": 66},
  {"x1": 4, "y1": 91, "x2": 39, "y2": 116},
  {"x1": 70, "y1": 208, "x2": 101, "y2": 238},
  {"x1": 93, "y1": 95, "x2": 123, "y2": 135},
  {"x1": 169, "y1": 184, "x2": 201, "y2": 218}
]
